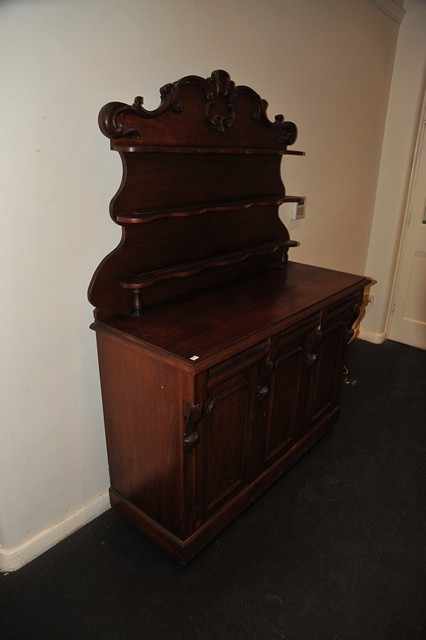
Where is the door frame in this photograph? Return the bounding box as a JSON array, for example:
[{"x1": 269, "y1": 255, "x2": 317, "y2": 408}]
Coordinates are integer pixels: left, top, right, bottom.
[{"x1": 385, "y1": 86, "x2": 426, "y2": 338}]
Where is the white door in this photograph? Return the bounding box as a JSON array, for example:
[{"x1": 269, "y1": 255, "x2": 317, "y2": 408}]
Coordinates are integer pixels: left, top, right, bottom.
[{"x1": 389, "y1": 112, "x2": 426, "y2": 350}]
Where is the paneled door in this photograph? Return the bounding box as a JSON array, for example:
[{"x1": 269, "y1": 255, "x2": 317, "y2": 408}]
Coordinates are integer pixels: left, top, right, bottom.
[
  {"x1": 195, "y1": 356, "x2": 261, "y2": 522},
  {"x1": 262, "y1": 326, "x2": 310, "y2": 465},
  {"x1": 389, "y1": 106, "x2": 426, "y2": 350},
  {"x1": 305, "y1": 301, "x2": 357, "y2": 430}
]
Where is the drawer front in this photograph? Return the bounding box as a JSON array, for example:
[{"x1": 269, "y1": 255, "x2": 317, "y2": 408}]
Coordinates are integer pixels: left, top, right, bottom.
[
  {"x1": 322, "y1": 291, "x2": 363, "y2": 333},
  {"x1": 208, "y1": 340, "x2": 270, "y2": 385}
]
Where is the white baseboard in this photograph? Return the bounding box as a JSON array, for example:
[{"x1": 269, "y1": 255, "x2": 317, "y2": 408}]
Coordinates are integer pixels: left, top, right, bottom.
[
  {"x1": 0, "y1": 491, "x2": 110, "y2": 573},
  {"x1": 358, "y1": 328, "x2": 387, "y2": 344}
]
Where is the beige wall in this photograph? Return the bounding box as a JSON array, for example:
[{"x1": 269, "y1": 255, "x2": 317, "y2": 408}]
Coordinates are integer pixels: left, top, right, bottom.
[
  {"x1": 362, "y1": 0, "x2": 426, "y2": 341},
  {"x1": 0, "y1": 0, "x2": 398, "y2": 561}
]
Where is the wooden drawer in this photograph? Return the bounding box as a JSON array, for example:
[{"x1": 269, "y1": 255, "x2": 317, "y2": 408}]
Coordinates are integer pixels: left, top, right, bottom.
[
  {"x1": 322, "y1": 291, "x2": 363, "y2": 329},
  {"x1": 208, "y1": 340, "x2": 270, "y2": 385}
]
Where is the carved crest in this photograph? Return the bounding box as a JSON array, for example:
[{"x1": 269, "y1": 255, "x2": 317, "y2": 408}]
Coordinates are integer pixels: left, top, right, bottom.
[
  {"x1": 98, "y1": 69, "x2": 298, "y2": 149},
  {"x1": 204, "y1": 70, "x2": 236, "y2": 133}
]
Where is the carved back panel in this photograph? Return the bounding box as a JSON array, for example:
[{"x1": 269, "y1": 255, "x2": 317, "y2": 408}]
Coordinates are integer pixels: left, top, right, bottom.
[{"x1": 88, "y1": 70, "x2": 303, "y2": 319}]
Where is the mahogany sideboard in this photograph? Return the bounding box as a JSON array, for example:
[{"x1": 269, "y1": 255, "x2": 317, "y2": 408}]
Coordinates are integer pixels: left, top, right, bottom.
[{"x1": 89, "y1": 70, "x2": 373, "y2": 562}]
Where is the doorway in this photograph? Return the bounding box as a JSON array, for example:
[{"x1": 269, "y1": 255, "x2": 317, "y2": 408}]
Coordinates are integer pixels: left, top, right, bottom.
[{"x1": 388, "y1": 93, "x2": 426, "y2": 350}]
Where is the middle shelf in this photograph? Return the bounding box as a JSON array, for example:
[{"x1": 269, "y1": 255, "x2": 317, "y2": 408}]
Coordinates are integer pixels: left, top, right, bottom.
[
  {"x1": 116, "y1": 195, "x2": 305, "y2": 225},
  {"x1": 120, "y1": 239, "x2": 299, "y2": 292}
]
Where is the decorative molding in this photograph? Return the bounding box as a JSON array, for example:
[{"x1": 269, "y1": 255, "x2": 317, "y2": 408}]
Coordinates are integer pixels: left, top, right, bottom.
[
  {"x1": 358, "y1": 327, "x2": 387, "y2": 344},
  {"x1": 0, "y1": 491, "x2": 109, "y2": 573},
  {"x1": 205, "y1": 69, "x2": 236, "y2": 133},
  {"x1": 98, "y1": 69, "x2": 298, "y2": 147},
  {"x1": 372, "y1": 0, "x2": 406, "y2": 24}
]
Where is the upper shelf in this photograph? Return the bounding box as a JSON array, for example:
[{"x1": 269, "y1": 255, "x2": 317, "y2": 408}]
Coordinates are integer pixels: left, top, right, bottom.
[
  {"x1": 116, "y1": 195, "x2": 305, "y2": 225},
  {"x1": 110, "y1": 142, "x2": 305, "y2": 155}
]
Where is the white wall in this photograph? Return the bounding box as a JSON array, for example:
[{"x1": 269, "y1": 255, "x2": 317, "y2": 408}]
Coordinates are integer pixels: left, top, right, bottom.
[
  {"x1": 362, "y1": 0, "x2": 426, "y2": 341},
  {"x1": 0, "y1": 0, "x2": 398, "y2": 564}
]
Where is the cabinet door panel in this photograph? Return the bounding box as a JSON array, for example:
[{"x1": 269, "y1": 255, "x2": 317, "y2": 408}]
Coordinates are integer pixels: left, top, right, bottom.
[
  {"x1": 264, "y1": 346, "x2": 305, "y2": 463},
  {"x1": 306, "y1": 296, "x2": 360, "y2": 428},
  {"x1": 310, "y1": 325, "x2": 346, "y2": 420},
  {"x1": 201, "y1": 372, "x2": 252, "y2": 518}
]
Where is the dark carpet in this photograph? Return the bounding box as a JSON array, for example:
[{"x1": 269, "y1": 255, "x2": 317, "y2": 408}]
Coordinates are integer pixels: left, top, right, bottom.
[{"x1": 1, "y1": 340, "x2": 425, "y2": 640}]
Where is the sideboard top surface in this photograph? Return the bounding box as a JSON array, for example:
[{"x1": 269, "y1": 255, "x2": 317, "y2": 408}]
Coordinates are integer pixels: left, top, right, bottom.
[{"x1": 94, "y1": 262, "x2": 369, "y2": 370}]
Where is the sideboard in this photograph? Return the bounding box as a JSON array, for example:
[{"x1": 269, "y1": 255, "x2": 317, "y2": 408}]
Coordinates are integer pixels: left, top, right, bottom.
[{"x1": 89, "y1": 70, "x2": 373, "y2": 561}]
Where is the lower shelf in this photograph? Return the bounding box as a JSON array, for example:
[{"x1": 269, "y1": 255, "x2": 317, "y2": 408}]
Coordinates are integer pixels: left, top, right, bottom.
[{"x1": 110, "y1": 406, "x2": 339, "y2": 563}]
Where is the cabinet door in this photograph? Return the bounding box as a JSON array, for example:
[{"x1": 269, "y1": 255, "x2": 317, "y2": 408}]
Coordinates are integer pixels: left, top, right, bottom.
[
  {"x1": 247, "y1": 321, "x2": 317, "y2": 476},
  {"x1": 199, "y1": 371, "x2": 252, "y2": 519},
  {"x1": 308, "y1": 324, "x2": 346, "y2": 422},
  {"x1": 192, "y1": 344, "x2": 268, "y2": 523},
  {"x1": 262, "y1": 330, "x2": 308, "y2": 465},
  {"x1": 306, "y1": 295, "x2": 361, "y2": 428}
]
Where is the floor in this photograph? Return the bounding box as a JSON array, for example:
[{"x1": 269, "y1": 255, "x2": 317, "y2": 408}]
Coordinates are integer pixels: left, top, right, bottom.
[{"x1": 1, "y1": 340, "x2": 425, "y2": 640}]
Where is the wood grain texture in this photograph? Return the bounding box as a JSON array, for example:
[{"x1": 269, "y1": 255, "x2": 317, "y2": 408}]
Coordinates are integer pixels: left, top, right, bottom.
[
  {"x1": 98, "y1": 262, "x2": 369, "y2": 370},
  {"x1": 98, "y1": 70, "x2": 298, "y2": 149},
  {"x1": 94, "y1": 282, "x2": 367, "y2": 558},
  {"x1": 96, "y1": 331, "x2": 187, "y2": 536},
  {"x1": 109, "y1": 403, "x2": 340, "y2": 563},
  {"x1": 88, "y1": 70, "x2": 304, "y2": 320},
  {"x1": 90, "y1": 69, "x2": 374, "y2": 561}
]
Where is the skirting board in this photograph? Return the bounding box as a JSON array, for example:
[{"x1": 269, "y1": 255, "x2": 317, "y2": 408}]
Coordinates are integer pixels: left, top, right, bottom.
[
  {"x1": 0, "y1": 491, "x2": 110, "y2": 573},
  {"x1": 358, "y1": 328, "x2": 387, "y2": 344}
]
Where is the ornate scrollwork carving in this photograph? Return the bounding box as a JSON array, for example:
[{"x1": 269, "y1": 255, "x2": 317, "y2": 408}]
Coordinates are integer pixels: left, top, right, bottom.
[
  {"x1": 98, "y1": 83, "x2": 183, "y2": 139},
  {"x1": 346, "y1": 302, "x2": 362, "y2": 343},
  {"x1": 98, "y1": 69, "x2": 298, "y2": 147},
  {"x1": 183, "y1": 402, "x2": 203, "y2": 449},
  {"x1": 252, "y1": 101, "x2": 298, "y2": 146},
  {"x1": 98, "y1": 101, "x2": 143, "y2": 139},
  {"x1": 204, "y1": 69, "x2": 236, "y2": 133},
  {"x1": 183, "y1": 399, "x2": 216, "y2": 450},
  {"x1": 159, "y1": 83, "x2": 184, "y2": 113}
]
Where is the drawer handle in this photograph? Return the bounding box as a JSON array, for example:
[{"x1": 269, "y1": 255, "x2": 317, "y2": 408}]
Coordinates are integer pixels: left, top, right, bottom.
[
  {"x1": 206, "y1": 399, "x2": 215, "y2": 414},
  {"x1": 256, "y1": 385, "x2": 270, "y2": 399},
  {"x1": 304, "y1": 322, "x2": 322, "y2": 366},
  {"x1": 183, "y1": 431, "x2": 200, "y2": 447},
  {"x1": 306, "y1": 352, "x2": 318, "y2": 365}
]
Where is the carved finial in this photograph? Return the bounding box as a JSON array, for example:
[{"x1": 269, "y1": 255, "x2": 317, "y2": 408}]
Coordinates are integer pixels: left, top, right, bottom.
[
  {"x1": 205, "y1": 70, "x2": 236, "y2": 133},
  {"x1": 132, "y1": 96, "x2": 144, "y2": 110},
  {"x1": 210, "y1": 70, "x2": 235, "y2": 97}
]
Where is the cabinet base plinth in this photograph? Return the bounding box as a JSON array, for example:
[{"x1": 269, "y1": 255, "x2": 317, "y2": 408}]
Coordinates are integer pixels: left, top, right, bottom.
[{"x1": 110, "y1": 407, "x2": 339, "y2": 563}]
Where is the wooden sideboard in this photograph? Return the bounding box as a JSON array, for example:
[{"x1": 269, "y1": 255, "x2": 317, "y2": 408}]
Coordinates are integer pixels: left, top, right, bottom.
[{"x1": 89, "y1": 70, "x2": 373, "y2": 561}]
